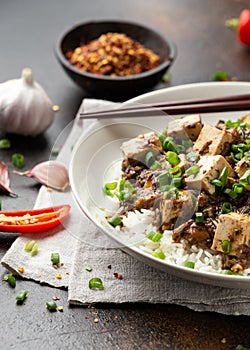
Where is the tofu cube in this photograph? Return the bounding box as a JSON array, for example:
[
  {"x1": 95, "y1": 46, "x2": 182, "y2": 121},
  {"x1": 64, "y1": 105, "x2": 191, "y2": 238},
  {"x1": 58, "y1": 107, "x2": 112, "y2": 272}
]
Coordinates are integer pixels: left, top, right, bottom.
[
  {"x1": 241, "y1": 114, "x2": 250, "y2": 125},
  {"x1": 193, "y1": 124, "x2": 232, "y2": 155},
  {"x1": 167, "y1": 114, "x2": 202, "y2": 141},
  {"x1": 177, "y1": 153, "x2": 190, "y2": 172},
  {"x1": 235, "y1": 156, "x2": 250, "y2": 191},
  {"x1": 121, "y1": 132, "x2": 163, "y2": 161},
  {"x1": 235, "y1": 156, "x2": 250, "y2": 178},
  {"x1": 159, "y1": 190, "x2": 196, "y2": 230},
  {"x1": 211, "y1": 213, "x2": 250, "y2": 256},
  {"x1": 185, "y1": 155, "x2": 235, "y2": 195}
]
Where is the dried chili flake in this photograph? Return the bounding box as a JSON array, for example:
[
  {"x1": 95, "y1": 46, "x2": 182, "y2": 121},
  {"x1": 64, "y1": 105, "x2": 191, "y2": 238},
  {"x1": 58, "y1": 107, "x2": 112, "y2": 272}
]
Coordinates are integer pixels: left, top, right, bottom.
[
  {"x1": 113, "y1": 272, "x2": 123, "y2": 280},
  {"x1": 66, "y1": 32, "x2": 160, "y2": 77}
]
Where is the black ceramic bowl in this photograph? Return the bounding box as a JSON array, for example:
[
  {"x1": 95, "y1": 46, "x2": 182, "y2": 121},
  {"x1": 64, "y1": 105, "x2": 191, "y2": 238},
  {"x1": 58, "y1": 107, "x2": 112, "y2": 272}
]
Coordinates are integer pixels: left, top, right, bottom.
[{"x1": 55, "y1": 20, "x2": 177, "y2": 100}]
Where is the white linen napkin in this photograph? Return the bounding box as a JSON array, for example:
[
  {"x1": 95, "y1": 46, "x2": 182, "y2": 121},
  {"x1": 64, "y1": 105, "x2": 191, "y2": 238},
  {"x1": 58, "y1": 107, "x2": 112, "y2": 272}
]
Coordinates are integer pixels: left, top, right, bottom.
[{"x1": 2, "y1": 98, "x2": 250, "y2": 316}]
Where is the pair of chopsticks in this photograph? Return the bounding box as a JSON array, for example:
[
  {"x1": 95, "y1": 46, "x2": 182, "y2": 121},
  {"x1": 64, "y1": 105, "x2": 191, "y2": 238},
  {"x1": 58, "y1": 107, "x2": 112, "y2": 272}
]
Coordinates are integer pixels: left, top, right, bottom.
[{"x1": 80, "y1": 93, "x2": 250, "y2": 119}]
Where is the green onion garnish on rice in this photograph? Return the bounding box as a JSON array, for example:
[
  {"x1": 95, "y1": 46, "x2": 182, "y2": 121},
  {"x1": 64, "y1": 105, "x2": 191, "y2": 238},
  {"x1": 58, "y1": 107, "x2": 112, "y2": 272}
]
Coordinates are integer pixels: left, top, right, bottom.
[
  {"x1": 182, "y1": 261, "x2": 195, "y2": 269},
  {"x1": 152, "y1": 249, "x2": 165, "y2": 260},
  {"x1": 108, "y1": 216, "x2": 122, "y2": 227},
  {"x1": 146, "y1": 231, "x2": 162, "y2": 242}
]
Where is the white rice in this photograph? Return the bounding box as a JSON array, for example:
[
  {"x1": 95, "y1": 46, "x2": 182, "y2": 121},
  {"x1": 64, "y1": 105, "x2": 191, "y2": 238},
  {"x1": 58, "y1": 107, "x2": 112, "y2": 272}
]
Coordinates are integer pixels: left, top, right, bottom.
[
  {"x1": 115, "y1": 209, "x2": 224, "y2": 274},
  {"x1": 100, "y1": 161, "x2": 249, "y2": 276}
]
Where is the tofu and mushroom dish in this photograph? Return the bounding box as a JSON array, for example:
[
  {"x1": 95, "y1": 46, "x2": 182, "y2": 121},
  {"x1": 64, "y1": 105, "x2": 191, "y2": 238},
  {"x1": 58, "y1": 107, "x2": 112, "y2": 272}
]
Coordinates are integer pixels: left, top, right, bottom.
[{"x1": 103, "y1": 113, "x2": 250, "y2": 276}]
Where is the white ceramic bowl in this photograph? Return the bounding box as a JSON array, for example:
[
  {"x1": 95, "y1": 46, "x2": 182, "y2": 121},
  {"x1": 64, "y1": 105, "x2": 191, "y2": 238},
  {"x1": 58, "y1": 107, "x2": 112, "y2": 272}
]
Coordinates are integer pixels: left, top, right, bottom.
[{"x1": 69, "y1": 81, "x2": 250, "y2": 288}]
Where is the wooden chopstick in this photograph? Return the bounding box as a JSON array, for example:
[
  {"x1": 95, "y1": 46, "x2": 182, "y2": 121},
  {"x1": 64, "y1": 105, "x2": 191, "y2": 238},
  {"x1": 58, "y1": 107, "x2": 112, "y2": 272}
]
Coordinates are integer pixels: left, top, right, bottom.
[{"x1": 80, "y1": 94, "x2": 250, "y2": 119}]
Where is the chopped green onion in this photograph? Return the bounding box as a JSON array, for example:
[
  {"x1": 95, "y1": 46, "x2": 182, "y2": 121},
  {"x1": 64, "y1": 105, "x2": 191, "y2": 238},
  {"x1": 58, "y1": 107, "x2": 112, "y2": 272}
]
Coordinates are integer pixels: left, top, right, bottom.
[
  {"x1": 210, "y1": 179, "x2": 223, "y2": 187},
  {"x1": 211, "y1": 167, "x2": 228, "y2": 195},
  {"x1": 231, "y1": 151, "x2": 242, "y2": 162},
  {"x1": 16, "y1": 290, "x2": 28, "y2": 304},
  {"x1": 166, "y1": 186, "x2": 179, "y2": 199},
  {"x1": 108, "y1": 215, "x2": 122, "y2": 227},
  {"x1": 0, "y1": 138, "x2": 11, "y2": 149},
  {"x1": 171, "y1": 177, "x2": 182, "y2": 188},
  {"x1": 223, "y1": 188, "x2": 238, "y2": 200},
  {"x1": 85, "y1": 266, "x2": 93, "y2": 272},
  {"x1": 145, "y1": 151, "x2": 155, "y2": 168},
  {"x1": 158, "y1": 172, "x2": 171, "y2": 192},
  {"x1": 165, "y1": 151, "x2": 179, "y2": 165},
  {"x1": 146, "y1": 231, "x2": 162, "y2": 242},
  {"x1": 103, "y1": 182, "x2": 117, "y2": 197},
  {"x1": 152, "y1": 249, "x2": 166, "y2": 260},
  {"x1": 239, "y1": 170, "x2": 250, "y2": 185},
  {"x1": 182, "y1": 261, "x2": 195, "y2": 269},
  {"x1": 182, "y1": 139, "x2": 193, "y2": 149},
  {"x1": 186, "y1": 151, "x2": 199, "y2": 163},
  {"x1": 244, "y1": 151, "x2": 250, "y2": 159},
  {"x1": 212, "y1": 70, "x2": 229, "y2": 81},
  {"x1": 162, "y1": 71, "x2": 171, "y2": 83},
  {"x1": 175, "y1": 144, "x2": 186, "y2": 153},
  {"x1": 195, "y1": 212, "x2": 204, "y2": 223},
  {"x1": 158, "y1": 130, "x2": 168, "y2": 144},
  {"x1": 221, "y1": 239, "x2": 231, "y2": 254},
  {"x1": 104, "y1": 182, "x2": 117, "y2": 191},
  {"x1": 218, "y1": 166, "x2": 228, "y2": 188},
  {"x1": 169, "y1": 166, "x2": 182, "y2": 178},
  {"x1": 119, "y1": 178, "x2": 125, "y2": 192},
  {"x1": 222, "y1": 202, "x2": 232, "y2": 213},
  {"x1": 150, "y1": 160, "x2": 161, "y2": 170},
  {"x1": 46, "y1": 301, "x2": 57, "y2": 311},
  {"x1": 161, "y1": 137, "x2": 178, "y2": 152},
  {"x1": 232, "y1": 143, "x2": 247, "y2": 152},
  {"x1": 51, "y1": 252, "x2": 60, "y2": 265},
  {"x1": 12, "y1": 153, "x2": 25, "y2": 169},
  {"x1": 51, "y1": 147, "x2": 60, "y2": 156},
  {"x1": 3, "y1": 273, "x2": 16, "y2": 288},
  {"x1": 31, "y1": 243, "x2": 39, "y2": 256},
  {"x1": 118, "y1": 179, "x2": 134, "y2": 201},
  {"x1": 221, "y1": 270, "x2": 243, "y2": 276},
  {"x1": 89, "y1": 277, "x2": 103, "y2": 289},
  {"x1": 226, "y1": 119, "x2": 242, "y2": 128},
  {"x1": 232, "y1": 183, "x2": 244, "y2": 194},
  {"x1": 24, "y1": 240, "x2": 36, "y2": 251},
  {"x1": 235, "y1": 345, "x2": 250, "y2": 350},
  {"x1": 186, "y1": 165, "x2": 200, "y2": 176}
]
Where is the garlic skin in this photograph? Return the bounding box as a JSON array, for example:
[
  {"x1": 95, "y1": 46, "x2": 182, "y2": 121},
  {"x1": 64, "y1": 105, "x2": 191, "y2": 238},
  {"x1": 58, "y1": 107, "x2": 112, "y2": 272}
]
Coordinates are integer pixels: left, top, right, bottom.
[
  {"x1": 0, "y1": 68, "x2": 55, "y2": 136},
  {"x1": 14, "y1": 160, "x2": 70, "y2": 191}
]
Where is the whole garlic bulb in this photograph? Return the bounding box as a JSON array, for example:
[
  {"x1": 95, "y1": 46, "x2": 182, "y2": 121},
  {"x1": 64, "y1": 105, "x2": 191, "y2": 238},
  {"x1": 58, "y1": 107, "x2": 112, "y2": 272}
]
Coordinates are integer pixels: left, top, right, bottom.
[{"x1": 0, "y1": 68, "x2": 55, "y2": 136}]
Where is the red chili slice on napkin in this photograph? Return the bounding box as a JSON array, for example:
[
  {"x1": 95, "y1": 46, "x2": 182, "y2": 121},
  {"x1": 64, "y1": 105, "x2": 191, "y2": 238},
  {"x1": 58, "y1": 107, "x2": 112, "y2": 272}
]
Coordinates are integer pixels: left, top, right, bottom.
[{"x1": 0, "y1": 204, "x2": 71, "y2": 233}]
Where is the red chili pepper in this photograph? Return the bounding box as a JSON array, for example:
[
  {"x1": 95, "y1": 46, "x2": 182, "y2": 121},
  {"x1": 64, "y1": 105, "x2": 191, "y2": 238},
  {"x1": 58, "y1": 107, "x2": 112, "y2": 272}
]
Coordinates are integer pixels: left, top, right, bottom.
[
  {"x1": 0, "y1": 204, "x2": 71, "y2": 233},
  {"x1": 238, "y1": 9, "x2": 250, "y2": 46}
]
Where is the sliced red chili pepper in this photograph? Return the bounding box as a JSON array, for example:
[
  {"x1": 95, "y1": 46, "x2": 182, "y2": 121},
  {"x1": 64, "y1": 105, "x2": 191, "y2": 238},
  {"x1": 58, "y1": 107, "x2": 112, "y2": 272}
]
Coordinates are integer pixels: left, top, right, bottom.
[{"x1": 0, "y1": 204, "x2": 71, "y2": 233}]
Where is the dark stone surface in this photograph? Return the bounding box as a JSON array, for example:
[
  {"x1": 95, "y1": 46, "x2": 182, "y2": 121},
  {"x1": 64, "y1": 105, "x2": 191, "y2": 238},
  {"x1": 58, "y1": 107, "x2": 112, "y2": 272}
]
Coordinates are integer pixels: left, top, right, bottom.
[{"x1": 1, "y1": 0, "x2": 250, "y2": 349}]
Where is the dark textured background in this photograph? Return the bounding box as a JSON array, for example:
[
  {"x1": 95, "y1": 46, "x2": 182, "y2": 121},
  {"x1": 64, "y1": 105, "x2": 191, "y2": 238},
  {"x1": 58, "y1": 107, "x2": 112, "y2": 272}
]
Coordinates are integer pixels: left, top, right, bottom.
[{"x1": 1, "y1": 1, "x2": 250, "y2": 349}]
